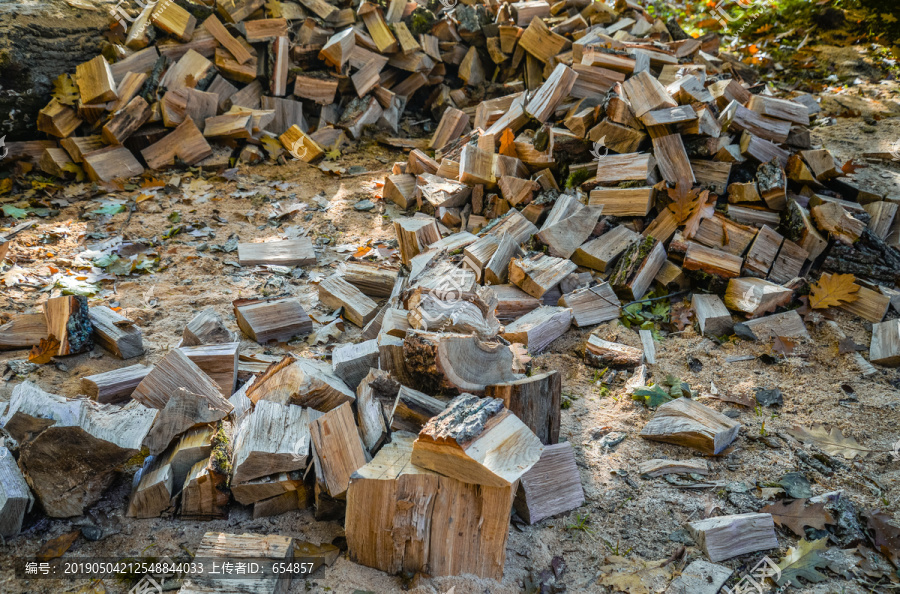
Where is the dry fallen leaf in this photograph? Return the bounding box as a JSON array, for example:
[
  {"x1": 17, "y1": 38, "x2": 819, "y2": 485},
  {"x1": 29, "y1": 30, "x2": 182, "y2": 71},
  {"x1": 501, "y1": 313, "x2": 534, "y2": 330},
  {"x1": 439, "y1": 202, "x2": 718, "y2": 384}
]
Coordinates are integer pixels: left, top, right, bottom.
[
  {"x1": 29, "y1": 335, "x2": 61, "y2": 365},
  {"x1": 776, "y1": 537, "x2": 830, "y2": 586},
  {"x1": 666, "y1": 181, "x2": 701, "y2": 223},
  {"x1": 772, "y1": 335, "x2": 797, "y2": 356},
  {"x1": 37, "y1": 530, "x2": 80, "y2": 561},
  {"x1": 841, "y1": 159, "x2": 867, "y2": 174},
  {"x1": 596, "y1": 555, "x2": 675, "y2": 594},
  {"x1": 809, "y1": 273, "x2": 860, "y2": 309},
  {"x1": 838, "y1": 337, "x2": 866, "y2": 354},
  {"x1": 786, "y1": 423, "x2": 874, "y2": 459},
  {"x1": 760, "y1": 499, "x2": 834, "y2": 536},
  {"x1": 862, "y1": 510, "x2": 900, "y2": 567},
  {"x1": 499, "y1": 128, "x2": 517, "y2": 159}
]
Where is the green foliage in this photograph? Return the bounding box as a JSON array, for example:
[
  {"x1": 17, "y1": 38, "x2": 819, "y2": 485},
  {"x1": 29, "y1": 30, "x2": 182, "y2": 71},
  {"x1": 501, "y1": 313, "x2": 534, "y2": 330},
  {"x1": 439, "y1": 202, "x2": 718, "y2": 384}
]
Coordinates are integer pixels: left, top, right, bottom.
[
  {"x1": 632, "y1": 375, "x2": 688, "y2": 408},
  {"x1": 602, "y1": 539, "x2": 633, "y2": 556},
  {"x1": 566, "y1": 513, "x2": 594, "y2": 534},
  {"x1": 620, "y1": 291, "x2": 670, "y2": 340}
]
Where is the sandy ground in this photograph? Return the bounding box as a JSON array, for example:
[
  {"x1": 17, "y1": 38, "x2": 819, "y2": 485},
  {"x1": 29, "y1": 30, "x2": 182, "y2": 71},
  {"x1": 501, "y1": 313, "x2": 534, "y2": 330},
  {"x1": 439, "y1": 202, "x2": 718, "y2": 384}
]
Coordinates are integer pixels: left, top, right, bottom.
[{"x1": 2, "y1": 66, "x2": 900, "y2": 594}]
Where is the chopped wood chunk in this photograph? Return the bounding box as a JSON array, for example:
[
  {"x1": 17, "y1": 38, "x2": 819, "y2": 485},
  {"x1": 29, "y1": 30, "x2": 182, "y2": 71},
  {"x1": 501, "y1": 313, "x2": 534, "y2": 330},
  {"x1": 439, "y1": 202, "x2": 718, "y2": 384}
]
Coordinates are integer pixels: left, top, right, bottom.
[
  {"x1": 234, "y1": 297, "x2": 313, "y2": 343},
  {"x1": 687, "y1": 513, "x2": 778, "y2": 562},
  {"x1": 641, "y1": 398, "x2": 741, "y2": 455},
  {"x1": 513, "y1": 441, "x2": 584, "y2": 524}
]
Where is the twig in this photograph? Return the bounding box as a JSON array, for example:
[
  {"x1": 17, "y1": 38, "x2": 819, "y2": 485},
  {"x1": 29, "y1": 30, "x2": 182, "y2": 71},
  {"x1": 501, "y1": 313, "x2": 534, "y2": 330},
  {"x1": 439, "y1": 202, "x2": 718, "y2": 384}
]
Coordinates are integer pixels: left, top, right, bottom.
[{"x1": 623, "y1": 290, "x2": 689, "y2": 309}]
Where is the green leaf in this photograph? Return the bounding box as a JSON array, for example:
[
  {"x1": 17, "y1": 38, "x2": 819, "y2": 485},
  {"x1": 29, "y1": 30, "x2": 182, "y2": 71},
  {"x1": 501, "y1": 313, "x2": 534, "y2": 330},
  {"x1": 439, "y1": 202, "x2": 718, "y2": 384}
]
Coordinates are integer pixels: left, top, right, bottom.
[
  {"x1": 776, "y1": 538, "x2": 830, "y2": 586},
  {"x1": 92, "y1": 202, "x2": 126, "y2": 216},
  {"x1": 632, "y1": 385, "x2": 673, "y2": 408},
  {"x1": 93, "y1": 254, "x2": 119, "y2": 269},
  {"x1": 1, "y1": 205, "x2": 29, "y2": 219},
  {"x1": 56, "y1": 276, "x2": 99, "y2": 296},
  {"x1": 163, "y1": 225, "x2": 183, "y2": 239},
  {"x1": 168, "y1": 211, "x2": 181, "y2": 223}
]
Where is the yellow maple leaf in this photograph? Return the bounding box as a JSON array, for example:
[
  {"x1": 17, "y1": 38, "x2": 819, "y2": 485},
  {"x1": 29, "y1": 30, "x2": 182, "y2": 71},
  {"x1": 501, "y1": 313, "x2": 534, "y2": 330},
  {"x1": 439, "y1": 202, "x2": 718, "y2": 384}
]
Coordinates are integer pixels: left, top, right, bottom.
[
  {"x1": 809, "y1": 273, "x2": 860, "y2": 309},
  {"x1": 29, "y1": 335, "x2": 60, "y2": 365},
  {"x1": 666, "y1": 181, "x2": 701, "y2": 223},
  {"x1": 51, "y1": 74, "x2": 80, "y2": 107}
]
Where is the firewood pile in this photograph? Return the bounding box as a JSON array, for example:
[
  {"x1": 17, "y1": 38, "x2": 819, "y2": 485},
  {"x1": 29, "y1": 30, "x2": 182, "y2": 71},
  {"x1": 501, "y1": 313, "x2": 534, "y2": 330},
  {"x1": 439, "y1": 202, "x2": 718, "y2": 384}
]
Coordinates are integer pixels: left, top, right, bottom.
[{"x1": 5, "y1": 0, "x2": 900, "y2": 588}]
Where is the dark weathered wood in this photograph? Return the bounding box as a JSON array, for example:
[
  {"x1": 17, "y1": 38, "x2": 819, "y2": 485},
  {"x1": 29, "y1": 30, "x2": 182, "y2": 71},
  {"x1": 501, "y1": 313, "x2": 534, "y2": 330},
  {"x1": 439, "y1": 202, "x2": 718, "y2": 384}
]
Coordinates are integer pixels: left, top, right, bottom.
[
  {"x1": 513, "y1": 442, "x2": 584, "y2": 524},
  {"x1": 485, "y1": 371, "x2": 560, "y2": 445}
]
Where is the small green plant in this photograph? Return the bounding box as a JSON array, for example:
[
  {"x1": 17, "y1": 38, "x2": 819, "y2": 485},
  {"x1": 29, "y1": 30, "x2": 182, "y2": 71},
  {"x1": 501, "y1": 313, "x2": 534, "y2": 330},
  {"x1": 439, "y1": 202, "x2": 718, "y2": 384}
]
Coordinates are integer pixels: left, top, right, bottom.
[
  {"x1": 632, "y1": 375, "x2": 687, "y2": 408},
  {"x1": 759, "y1": 420, "x2": 768, "y2": 437},
  {"x1": 754, "y1": 405, "x2": 764, "y2": 417},
  {"x1": 597, "y1": 385, "x2": 610, "y2": 398},
  {"x1": 620, "y1": 291, "x2": 670, "y2": 340},
  {"x1": 566, "y1": 513, "x2": 594, "y2": 534},
  {"x1": 590, "y1": 368, "x2": 608, "y2": 384},
  {"x1": 602, "y1": 539, "x2": 633, "y2": 556}
]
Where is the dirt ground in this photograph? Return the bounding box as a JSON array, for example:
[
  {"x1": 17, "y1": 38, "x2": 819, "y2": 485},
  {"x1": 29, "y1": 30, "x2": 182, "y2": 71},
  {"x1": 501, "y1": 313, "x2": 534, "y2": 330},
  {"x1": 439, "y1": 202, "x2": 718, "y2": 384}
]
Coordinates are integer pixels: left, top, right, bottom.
[{"x1": 2, "y1": 59, "x2": 900, "y2": 594}]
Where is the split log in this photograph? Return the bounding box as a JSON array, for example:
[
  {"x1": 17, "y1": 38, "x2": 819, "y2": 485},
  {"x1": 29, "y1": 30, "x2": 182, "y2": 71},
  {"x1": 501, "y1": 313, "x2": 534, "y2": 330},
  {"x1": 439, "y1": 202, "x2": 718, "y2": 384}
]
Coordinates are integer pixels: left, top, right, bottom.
[
  {"x1": 411, "y1": 394, "x2": 543, "y2": 487},
  {"x1": 485, "y1": 371, "x2": 560, "y2": 445},
  {"x1": 44, "y1": 295, "x2": 93, "y2": 356},
  {"x1": 558, "y1": 283, "x2": 622, "y2": 327},
  {"x1": 394, "y1": 217, "x2": 441, "y2": 266},
  {"x1": 784, "y1": 200, "x2": 828, "y2": 261},
  {"x1": 509, "y1": 253, "x2": 578, "y2": 298},
  {"x1": 341, "y1": 263, "x2": 398, "y2": 298},
  {"x1": 500, "y1": 306, "x2": 572, "y2": 354},
  {"x1": 75, "y1": 55, "x2": 117, "y2": 104},
  {"x1": 354, "y1": 369, "x2": 391, "y2": 451},
  {"x1": 513, "y1": 442, "x2": 584, "y2": 524},
  {"x1": 723, "y1": 277, "x2": 793, "y2": 318},
  {"x1": 638, "y1": 458, "x2": 709, "y2": 477},
  {"x1": 182, "y1": 308, "x2": 236, "y2": 346},
  {"x1": 346, "y1": 433, "x2": 515, "y2": 580},
  {"x1": 246, "y1": 356, "x2": 355, "y2": 411},
  {"x1": 640, "y1": 398, "x2": 741, "y2": 455},
  {"x1": 237, "y1": 239, "x2": 316, "y2": 267},
  {"x1": 735, "y1": 310, "x2": 810, "y2": 341},
  {"x1": 319, "y1": 275, "x2": 380, "y2": 327},
  {"x1": 37, "y1": 99, "x2": 82, "y2": 138},
  {"x1": 593, "y1": 153, "x2": 657, "y2": 186},
  {"x1": 768, "y1": 240, "x2": 808, "y2": 285},
  {"x1": 231, "y1": 471, "x2": 304, "y2": 506},
  {"x1": 691, "y1": 294, "x2": 734, "y2": 338},
  {"x1": 416, "y1": 173, "x2": 472, "y2": 210},
  {"x1": 88, "y1": 306, "x2": 144, "y2": 359},
  {"x1": 82, "y1": 364, "x2": 151, "y2": 404},
  {"x1": 332, "y1": 340, "x2": 379, "y2": 389},
  {"x1": 141, "y1": 117, "x2": 212, "y2": 169},
  {"x1": 812, "y1": 202, "x2": 865, "y2": 245},
  {"x1": 838, "y1": 284, "x2": 890, "y2": 324},
  {"x1": 143, "y1": 385, "x2": 232, "y2": 456},
  {"x1": 132, "y1": 348, "x2": 223, "y2": 410},
  {"x1": 588, "y1": 187, "x2": 655, "y2": 216},
  {"x1": 383, "y1": 174, "x2": 417, "y2": 208},
  {"x1": 234, "y1": 297, "x2": 313, "y2": 343},
  {"x1": 584, "y1": 335, "x2": 643, "y2": 369},
  {"x1": 403, "y1": 331, "x2": 518, "y2": 395},
  {"x1": 309, "y1": 402, "x2": 368, "y2": 498},
  {"x1": 127, "y1": 448, "x2": 177, "y2": 519},
  {"x1": 535, "y1": 197, "x2": 602, "y2": 258},
  {"x1": 609, "y1": 237, "x2": 667, "y2": 300},
  {"x1": 571, "y1": 226, "x2": 640, "y2": 272},
  {"x1": 179, "y1": 342, "x2": 240, "y2": 397},
  {"x1": 687, "y1": 513, "x2": 779, "y2": 562},
  {"x1": 390, "y1": 385, "x2": 447, "y2": 434},
  {"x1": 181, "y1": 450, "x2": 230, "y2": 520},
  {"x1": 0, "y1": 382, "x2": 157, "y2": 517},
  {"x1": 870, "y1": 319, "x2": 900, "y2": 367},
  {"x1": 0, "y1": 448, "x2": 33, "y2": 538},
  {"x1": 0, "y1": 314, "x2": 47, "y2": 351},
  {"x1": 180, "y1": 532, "x2": 293, "y2": 594},
  {"x1": 492, "y1": 284, "x2": 542, "y2": 322},
  {"x1": 742, "y1": 225, "x2": 784, "y2": 278},
  {"x1": 231, "y1": 399, "x2": 314, "y2": 484}
]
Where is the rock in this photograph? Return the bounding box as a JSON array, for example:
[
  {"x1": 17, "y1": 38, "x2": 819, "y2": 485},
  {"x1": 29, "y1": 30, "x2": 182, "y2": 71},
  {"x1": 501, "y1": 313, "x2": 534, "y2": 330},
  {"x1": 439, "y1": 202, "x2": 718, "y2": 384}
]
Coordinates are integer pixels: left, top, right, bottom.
[{"x1": 353, "y1": 200, "x2": 376, "y2": 211}]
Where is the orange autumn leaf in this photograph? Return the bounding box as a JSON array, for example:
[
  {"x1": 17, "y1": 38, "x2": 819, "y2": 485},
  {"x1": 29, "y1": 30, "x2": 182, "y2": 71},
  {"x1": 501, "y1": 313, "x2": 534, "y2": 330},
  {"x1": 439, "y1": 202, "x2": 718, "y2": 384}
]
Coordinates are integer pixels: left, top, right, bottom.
[
  {"x1": 352, "y1": 246, "x2": 372, "y2": 259},
  {"x1": 499, "y1": 128, "x2": 517, "y2": 159},
  {"x1": 841, "y1": 159, "x2": 867, "y2": 174},
  {"x1": 29, "y1": 335, "x2": 60, "y2": 364},
  {"x1": 37, "y1": 530, "x2": 80, "y2": 562},
  {"x1": 666, "y1": 181, "x2": 701, "y2": 223},
  {"x1": 809, "y1": 273, "x2": 860, "y2": 309}
]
